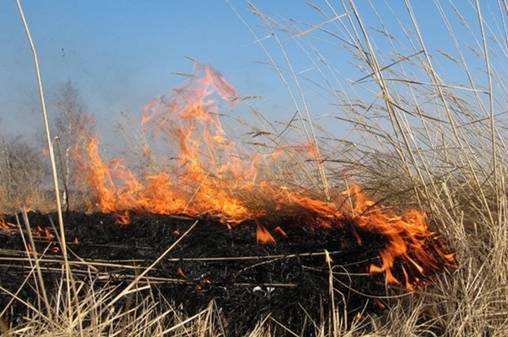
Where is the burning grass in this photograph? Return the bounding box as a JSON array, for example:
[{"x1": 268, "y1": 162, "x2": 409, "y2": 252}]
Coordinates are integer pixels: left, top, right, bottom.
[
  {"x1": 78, "y1": 65, "x2": 454, "y2": 290},
  {"x1": 0, "y1": 68, "x2": 456, "y2": 336},
  {"x1": 1, "y1": 0, "x2": 507, "y2": 336}
]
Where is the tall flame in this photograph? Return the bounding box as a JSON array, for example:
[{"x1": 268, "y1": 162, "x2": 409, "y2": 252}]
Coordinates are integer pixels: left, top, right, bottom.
[{"x1": 79, "y1": 65, "x2": 454, "y2": 288}]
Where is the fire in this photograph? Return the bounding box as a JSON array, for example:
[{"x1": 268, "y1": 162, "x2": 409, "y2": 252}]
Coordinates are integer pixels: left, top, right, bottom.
[
  {"x1": 113, "y1": 211, "x2": 131, "y2": 225},
  {"x1": 256, "y1": 222, "x2": 276, "y2": 244},
  {"x1": 0, "y1": 216, "x2": 14, "y2": 231},
  {"x1": 79, "y1": 65, "x2": 454, "y2": 288},
  {"x1": 344, "y1": 185, "x2": 455, "y2": 287},
  {"x1": 33, "y1": 226, "x2": 55, "y2": 241}
]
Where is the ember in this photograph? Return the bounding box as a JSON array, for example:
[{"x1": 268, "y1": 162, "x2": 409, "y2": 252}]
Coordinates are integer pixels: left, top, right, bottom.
[{"x1": 0, "y1": 216, "x2": 14, "y2": 231}]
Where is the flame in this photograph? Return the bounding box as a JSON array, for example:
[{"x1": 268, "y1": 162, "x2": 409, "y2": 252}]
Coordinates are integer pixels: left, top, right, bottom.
[
  {"x1": 345, "y1": 185, "x2": 455, "y2": 286},
  {"x1": 256, "y1": 223, "x2": 275, "y2": 244},
  {"x1": 114, "y1": 211, "x2": 131, "y2": 225},
  {"x1": 0, "y1": 216, "x2": 14, "y2": 231},
  {"x1": 33, "y1": 226, "x2": 55, "y2": 241},
  {"x1": 79, "y1": 65, "x2": 454, "y2": 288}
]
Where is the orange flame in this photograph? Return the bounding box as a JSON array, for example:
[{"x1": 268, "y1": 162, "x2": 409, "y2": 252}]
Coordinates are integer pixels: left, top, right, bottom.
[
  {"x1": 33, "y1": 226, "x2": 55, "y2": 241},
  {"x1": 256, "y1": 223, "x2": 276, "y2": 244},
  {"x1": 345, "y1": 185, "x2": 455, "y2": 287},
  {"x1": 114, "y1": 211, "x2": 131, "y2": 225},
  {"x1": 0, "y1": 216, "x2": 14, "y2": 231},
  {"x1": 80, "y1": 65, "x2": 454, "y2": 288}
]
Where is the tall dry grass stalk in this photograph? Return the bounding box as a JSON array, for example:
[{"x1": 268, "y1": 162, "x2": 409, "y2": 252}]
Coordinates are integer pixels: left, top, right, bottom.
[{"x1": 14, "y1": 0, "x2": 81, "y2": 335}]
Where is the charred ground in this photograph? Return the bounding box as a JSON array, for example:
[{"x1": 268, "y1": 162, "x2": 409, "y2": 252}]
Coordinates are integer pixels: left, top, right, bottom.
[{"x1": 0, "y1": 211, "x2": 451, "y2": 335}]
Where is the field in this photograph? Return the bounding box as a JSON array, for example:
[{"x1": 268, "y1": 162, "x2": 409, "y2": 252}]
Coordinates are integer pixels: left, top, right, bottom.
[{"x1": 0, "y1": 1, "x2": 507, "y2": 336}]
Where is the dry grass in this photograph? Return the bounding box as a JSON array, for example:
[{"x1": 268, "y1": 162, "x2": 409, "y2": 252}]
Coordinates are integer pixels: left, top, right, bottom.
[
  {"x1": 1, "y1": 0, "x2": 507, "y2": 336},
  {"x1": 0, "y1": 136, "x2": 47, "y2": 213}
]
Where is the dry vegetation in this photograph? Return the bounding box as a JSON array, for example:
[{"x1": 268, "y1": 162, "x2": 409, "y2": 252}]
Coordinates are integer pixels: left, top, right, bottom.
[
  {"x1": 0, "y1": 135, "x2": 46, "y2": 213},
  {"x1": 1, "y1": 0, "x2": 507, "y2": 336}
]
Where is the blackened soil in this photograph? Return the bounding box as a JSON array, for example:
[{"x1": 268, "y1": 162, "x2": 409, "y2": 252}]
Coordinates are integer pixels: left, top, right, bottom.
[{"x1": 0, "y1": 211, "x2": 396, "y2": 335}]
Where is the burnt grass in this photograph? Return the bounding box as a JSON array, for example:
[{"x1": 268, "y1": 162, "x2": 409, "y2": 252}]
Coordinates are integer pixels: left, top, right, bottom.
[{"x1": 0, "y1": 211, "x2": 421, "y2": 335}]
